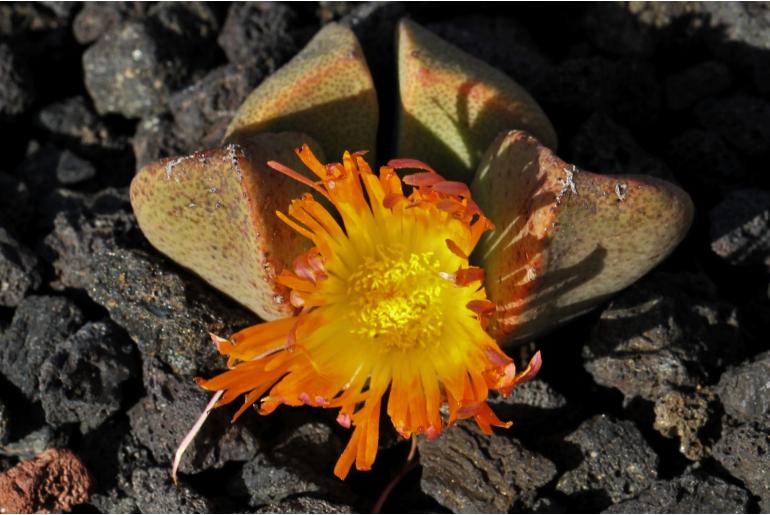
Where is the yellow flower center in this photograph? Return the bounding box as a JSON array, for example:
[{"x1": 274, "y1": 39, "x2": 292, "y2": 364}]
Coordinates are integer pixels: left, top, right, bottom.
[{"x1": 347, "y1": 246, "x2": 445, "y2": 350}]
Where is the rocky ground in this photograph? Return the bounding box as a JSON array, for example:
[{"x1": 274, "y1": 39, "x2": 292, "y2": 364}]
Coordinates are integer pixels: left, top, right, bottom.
[{"x1": 0, "y1": 2, "x2": 769, "y2": 513}]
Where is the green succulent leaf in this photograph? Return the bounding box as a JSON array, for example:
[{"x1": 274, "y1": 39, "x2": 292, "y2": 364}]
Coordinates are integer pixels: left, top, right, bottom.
[
  {"x1": 130, "y1": 132, "x2": 325, "y2": 321},
  {"x1": 225, "y1": 23, "x2": 378, "y2": 163},
  {"x1": 396, "y1": 19, "x2": 557, "y2": 181},
  {"x1": 471, "y1": 131, "x2": 694, "y2": 344}
]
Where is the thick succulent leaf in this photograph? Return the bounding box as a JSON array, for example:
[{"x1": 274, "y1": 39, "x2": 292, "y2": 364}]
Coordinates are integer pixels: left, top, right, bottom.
[
  {"x1": 471, "y1": 131, "x2": 694, "y2": 344},
  {"x1": 130, "y1": 132, "x2": 325, "y2": 320},
  {"x1": 225, "y1": 23, "x2": 378, "y2": 162},
  {"x1": 396, "y1": 19, "x2": 557, "y2": 181}
]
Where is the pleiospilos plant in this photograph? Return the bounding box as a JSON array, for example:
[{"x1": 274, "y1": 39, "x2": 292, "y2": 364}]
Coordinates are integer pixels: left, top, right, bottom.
[{"x1": 130, "y1": 20, "x2": 694, "y2": 480}]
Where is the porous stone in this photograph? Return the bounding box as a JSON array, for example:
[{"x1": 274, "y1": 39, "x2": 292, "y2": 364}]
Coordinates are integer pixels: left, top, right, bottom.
[
  {"x1": 132, "y1": 114, "x2": 192, "y2": 169},
  {"x1": 665, "y1": 61, "x2": 733, "y2": 111},
  {"x1": 72, "y1": 2, "x2": 148, "y2": 44},
  {"x1": 0, "y1": 398, "x2": 9, "y2": 445},
  {"x1": 55, "y1": 150, "x2": 96, "y2": 185},
  {"x1": 0, "y1": 2, "x2": 71, "y2": 36},
  {"x1": 169, "y1": 64, "x2": 262, "y2": 148},
  {"x1": 0, "y1": 173, "x2": 31, "y2": 235},
  {"x1": 37, "y1": 96, "x2": 125, "y2": 152},
  {"x1": 489, "y1": 378, "x2": 576, "y2": 437},
  {"x1": 535, "y1": 57, "x2": 661, "y2": 128},
  {"x1": 583, "y1": 272, "x2": 741, "y2": 403},
  {"x1": 0, "y1": 448, "x2": 92, "y2": 513},
  {"x1": 571, "y1": 113, "x2": 673, "y2": 180},
  {"x1": 712, "y1": 419, "x2": 770, "y2": 511},
  {"x1": 38, "y1": 321, "x2": 138, "y2": 433},
  {"x1": 83, "y1": 21, "x2": 175, "y2": 118},
  {"x1": 0, "y1": 295, "x2": 83, "y2": 400},
  {"x1": 667, "y1": 129, "x2": 747, "y2": 193},
  {"x1": 255, "y1": 496, "x2": 354, "y2": 514},
  {"x1": 582, "y1": 3, "x2": 660, "y2": 57},
  {"x1": 130, "y1": 467, "x2": 210, "y2": 513},
  {"x1": 237, "y1": 420, "x2": 356, "y2": 508},
  {"x1": 217, "y1": 3, "x2": 300, "y2": 71},
  {"x1": 0, "y1": 43, "x2": 35, "y2": 121},
  {"x1": 419, "y1": 421, "x2": 557, "y2": 513},
  {"x1": 0, "y1": 226, "x2": 41, "y2": 307},
  {"x1": 42, "y1": 188, "x2": 255, "y2": 377},
  {"x1": 555, "y1": 415, "x2": 659, "y2": 510},
  {"x1": 700, "y1": 2, "x2": 770, "y2": 93},
  {"x1": 695, "y1": 96, "x2": 770, "y2": 158},
  {"x1": 717, "y1": 350, "x2": 770, "y2": 423},
  {"x1": 0, "y1": 427, "x2": 69, "y2": 461},
  {"x1": 13, "y1": 143, "x2": 63, "y2": 196},
  {"x1": 83, "y1": 15, "x2": 212, "y2": 119},
  {"x1": 128, "y1": 362, "x2": 261, "y2": 475},
  {"x1": 653, "y1": 388, "x2": 720, "y2": 460},
  {"x1": 710, "y1": 189, "x2": 770, "y2": 267},
  {"x1": 603, "y1": 470, "x2": 751, "y2": 513}
]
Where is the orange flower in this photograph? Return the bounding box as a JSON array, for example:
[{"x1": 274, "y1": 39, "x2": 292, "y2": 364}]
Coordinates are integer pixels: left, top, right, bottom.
[{"x1": 196, "y1": 145, "x2": 541, "y2": 480}]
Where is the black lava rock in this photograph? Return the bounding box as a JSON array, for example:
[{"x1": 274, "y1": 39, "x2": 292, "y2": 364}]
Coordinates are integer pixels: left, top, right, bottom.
[
  {"x1": 0, "y1": 225, "x2": 41, "y2": 307},
  {"x1": 238, "y1": 420, "x2": 355, "y2": 508},
  {"x1": 665, "y1": 61, "x2": 733, "y2": 111},
  {"x1": 217, "y1": 3, "x2": 300, "y2": 72},
  {"x1": 583, "y1": 271, "x2": 742, "y2": 402},
  {"x1": 0, "y1": 397, "x2": 9, "y2": 445},
  {"x1": 13, "y1": 143, "x2": 63, "y2": 197},
  {"x1": 603, "y1": 470, "x2": 751, "y2": 513},
  {"x1": 701, "y1": 2, "x2": 770, "y2": 94},
  {"x1": 72, "y1": 2, "x2": 148, "y2": 45},
  {"x1": 0, "y1": 43, "x2": 35, "y2": 121},
  {"x1": 130, "y1": 467, "x2": 211, "y2": 513},
  {"x1": 717, "y1": 350, "x2": 770, "y2": 423},
  {"x1": 132, "y1": 113, "x2": 192, "y2": 169},
  {"x1": 418, "y1": 421, "x2": 557, "y2": 513},
  {"x1": 128, "y1": 361, "x2": 262, "y2": 475},
  {"x1": 695, "y1": 96, "x2": 770, "y2": 158},
  {"x1": 535, "y1": 57, "x2": 661, "y2": 129},
  {"x1": 555, "y1": 415, "x2": 659, "y2": 510},
  {"x1": 652, "y1": 388, "x2": 720, "y2": 461},
  {"x1": 169, "y1": 64, "x2": 262, "y2": 148},
  {"x1": 489, "y1": 378, "x2": 580, "y2": 439},
  {"x1": 571, "y1": 113, "x2": 673, "y2": 180},
  {"x1": 255, "y1": 497, "x2": 354, "y2": 514},
  {"x1": 0, "y1": 295, "x2": 84, "y2": 400},
  {"x1": 83, "y1": 21, "x2": 177, "y2": 118},
  {"x1": 667, "y1": 129, "x2": 748, "y2": 194},
  {"x1": 83, "y1": 14, "x2": 213, "y2": 119},
  {"x1": 42, "y1": 188, "x2": 254, "y2": 377},
  {"x1": 710, "y1": 189, "x2": 770, "y2": 267},
  {"x1": 0, "y1": 173, "x2": 32, "y2": 235},
  {"x1": 712, "y1": 419, "x2": 770, "y2": 511},
  {"x1": 37, "y1": 96, "x2": 126, "y2": 153},
  {"x1": 38, "y1": 320, "x2": 138, "y2": 433},
  {"x1": 55, "y1": 150, "x2": 96, "y2": 185},
  {"x1": 581, "y1": 3, "x2": 659, "y2": 57}
]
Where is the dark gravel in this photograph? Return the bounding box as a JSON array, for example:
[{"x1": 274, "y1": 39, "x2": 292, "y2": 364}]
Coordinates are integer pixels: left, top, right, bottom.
[{"x1": 0, "y1": 2, "x2": 768, "y2": 513}]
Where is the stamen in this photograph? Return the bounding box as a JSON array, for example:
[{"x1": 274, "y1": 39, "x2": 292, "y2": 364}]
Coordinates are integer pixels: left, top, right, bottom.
[{"x1": 267, "y1": 160, "x2": 331, "y2": 201}]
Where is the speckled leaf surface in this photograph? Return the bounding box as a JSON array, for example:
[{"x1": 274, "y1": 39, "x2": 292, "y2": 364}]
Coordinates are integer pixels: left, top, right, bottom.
[
  {"x1": 225, "y1": 23, "x2": 378, "y2": 162},
  {"x1": 471, "y1": 131, "x2": 694, "y2": 344},
  {"x1": 130, "y1": 132, "x2": 324, "y2": 321},
  {"x1": 396, "y1": 19, "x2": 557, "y2": 181}
]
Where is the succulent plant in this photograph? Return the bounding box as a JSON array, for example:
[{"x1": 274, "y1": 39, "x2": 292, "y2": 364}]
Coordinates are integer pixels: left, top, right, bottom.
[{"x1": 130, "y1": 19, "x2": 693, "y2": 479}]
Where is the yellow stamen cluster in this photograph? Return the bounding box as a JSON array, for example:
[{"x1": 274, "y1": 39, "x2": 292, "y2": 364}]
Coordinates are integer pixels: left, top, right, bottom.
[{"x1": 347, "y1": 246, "x2": 445, "y2": 349}]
